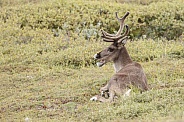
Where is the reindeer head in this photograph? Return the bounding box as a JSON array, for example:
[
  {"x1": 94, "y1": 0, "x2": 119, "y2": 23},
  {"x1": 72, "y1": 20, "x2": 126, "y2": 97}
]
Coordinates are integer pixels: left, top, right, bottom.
[{"x1": 94, "y1": 12, "x2": 130, "y2": 67}]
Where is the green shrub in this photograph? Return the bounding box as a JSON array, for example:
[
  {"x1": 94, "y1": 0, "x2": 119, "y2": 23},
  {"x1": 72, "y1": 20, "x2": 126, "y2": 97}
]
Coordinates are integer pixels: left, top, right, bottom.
[{"x1": 0, "y1": 0, "x2": 183, "y2": 40}]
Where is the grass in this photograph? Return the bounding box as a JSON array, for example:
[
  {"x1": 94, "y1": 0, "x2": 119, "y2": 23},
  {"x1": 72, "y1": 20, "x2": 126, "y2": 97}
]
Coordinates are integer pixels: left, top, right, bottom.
[
  {"x1": 0, "y1": 0, "x2": 184, "y2": 121},
  {"x1": 0, "y1": 42, "x2": 184, "y2": 121}
]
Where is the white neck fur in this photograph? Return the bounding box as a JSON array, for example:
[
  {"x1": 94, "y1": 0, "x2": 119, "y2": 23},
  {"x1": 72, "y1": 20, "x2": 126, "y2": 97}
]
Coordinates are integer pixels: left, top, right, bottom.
[{"x1": 113, "y1": 61, "x2": 123, "y2": 73}]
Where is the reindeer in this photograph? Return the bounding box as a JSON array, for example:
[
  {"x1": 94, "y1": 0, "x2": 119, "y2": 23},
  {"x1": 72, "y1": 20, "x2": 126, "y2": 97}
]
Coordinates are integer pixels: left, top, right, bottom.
[{"x1": 90, "y1": 12, "x2": 149, "y2": 102}]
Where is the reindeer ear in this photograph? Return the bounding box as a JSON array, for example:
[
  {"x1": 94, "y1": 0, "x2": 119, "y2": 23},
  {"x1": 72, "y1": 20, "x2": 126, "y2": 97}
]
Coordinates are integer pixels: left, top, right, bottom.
[
  {"x1": 117, "y1": 36, "x2": 128, "y2": 46},
  {"x1": 121, "y1": 38, "x2": 128, "y2": 46}
]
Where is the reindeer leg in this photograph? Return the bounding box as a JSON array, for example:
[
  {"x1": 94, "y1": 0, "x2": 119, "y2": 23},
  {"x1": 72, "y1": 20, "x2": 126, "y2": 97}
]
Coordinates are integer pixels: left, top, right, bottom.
[
  {"x1": 90, "y1": 90, "x2": 115, "y2": 103},
  {"x1": 90, "y1": 83, "x2": 110, "y2": 101},
  {"x1": 100, "y1": 84, "x2": 109, "y2": 97},
  {"x1": 100, "y1": 84, "x2": 108, "y2": 91},
  {"x1": 99, "y1": 89, "x2": 115, "y2": 102}
]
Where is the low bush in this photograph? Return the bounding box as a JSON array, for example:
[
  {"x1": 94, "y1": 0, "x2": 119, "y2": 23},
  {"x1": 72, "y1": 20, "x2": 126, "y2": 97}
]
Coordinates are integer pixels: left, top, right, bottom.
[{"x1": 0, "y1": 0, "x2": 183, "y2": 40}]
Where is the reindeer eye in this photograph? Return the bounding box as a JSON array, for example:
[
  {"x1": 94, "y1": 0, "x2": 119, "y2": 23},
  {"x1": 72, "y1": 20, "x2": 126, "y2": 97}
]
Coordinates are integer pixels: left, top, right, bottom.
[{"x1": 108, "y1": 48, "x2": 114, "y2": 52}]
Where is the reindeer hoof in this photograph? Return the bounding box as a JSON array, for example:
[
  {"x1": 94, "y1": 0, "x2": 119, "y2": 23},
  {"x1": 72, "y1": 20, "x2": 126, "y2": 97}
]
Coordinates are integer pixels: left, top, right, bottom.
[
  {"x1": 101, "y1": 91, "x2": 104, "y2": 96},
  {"x1": 90, "y1": 96, "x2": 98, "y2": 101}
]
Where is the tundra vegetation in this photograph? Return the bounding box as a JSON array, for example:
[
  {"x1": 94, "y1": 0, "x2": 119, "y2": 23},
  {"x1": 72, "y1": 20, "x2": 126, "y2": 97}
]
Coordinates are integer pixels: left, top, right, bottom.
[{"x1": 0, "y1": 0, "x2": 184, "y2": 121}]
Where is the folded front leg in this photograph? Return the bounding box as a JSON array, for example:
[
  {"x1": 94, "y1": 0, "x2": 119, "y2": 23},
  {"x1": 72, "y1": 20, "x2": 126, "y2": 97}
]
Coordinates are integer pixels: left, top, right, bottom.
[
  {"x1": 90, "y1": 90, "x2": 115, "y2": 103},
  {"x1": 100, "y1": 84, "x2": 108, "y2": 92},
  {"x1": 100, "y1": 84, "x2": 109, "y2": 97}
]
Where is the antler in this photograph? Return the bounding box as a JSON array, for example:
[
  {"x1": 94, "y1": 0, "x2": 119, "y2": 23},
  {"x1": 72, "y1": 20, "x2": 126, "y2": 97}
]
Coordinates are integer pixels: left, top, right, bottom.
[{"x1": 101, "y1": 12, "x2": 130, "y2": 42}]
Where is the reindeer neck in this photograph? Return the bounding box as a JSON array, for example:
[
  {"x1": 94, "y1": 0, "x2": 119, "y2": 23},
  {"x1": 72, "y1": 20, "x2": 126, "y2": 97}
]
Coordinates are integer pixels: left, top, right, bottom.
[{"x1": 113, "y1": 46, "x2": 133, "y2": 72}]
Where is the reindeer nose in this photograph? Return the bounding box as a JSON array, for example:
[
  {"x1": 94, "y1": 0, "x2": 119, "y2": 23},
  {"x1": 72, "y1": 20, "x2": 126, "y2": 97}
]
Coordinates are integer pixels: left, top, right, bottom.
[{"x1": 94, "y1": 53, "x2": 101, "y2": 59}]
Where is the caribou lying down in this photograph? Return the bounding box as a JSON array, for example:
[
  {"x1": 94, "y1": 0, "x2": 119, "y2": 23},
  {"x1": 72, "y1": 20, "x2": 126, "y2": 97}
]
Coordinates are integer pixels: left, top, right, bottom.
[{"x1": 90, "y1": 12, "x2": 149, "y2": 102}]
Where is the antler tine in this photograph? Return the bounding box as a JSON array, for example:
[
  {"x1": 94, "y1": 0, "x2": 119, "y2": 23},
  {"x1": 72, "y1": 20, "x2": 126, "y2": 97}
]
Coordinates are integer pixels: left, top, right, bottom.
[
  {"x1": 101, "y1": 24, "x2": 129, "y2": 41},
  {"x1": 102, "y1": 38, "x2": 115, "y2": 42},
  {"x1": 122, "y1": 25, "x2": 129, "y2": 37},
  {"x1": 101, "y1": 12, "x2": 130, "y2": 42},
  {"x1": 117, "y1": 36, "x2": 128, "y2": 44},
  {"x1": 115, "y1": 12, "x2": 129, "y2": 36},
  {"x1": 101, "y1": 30, "x2": 114, "y2": 37},
  {"x1": 116, "y1": 25, "x2": 129, "y2": 44}
]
